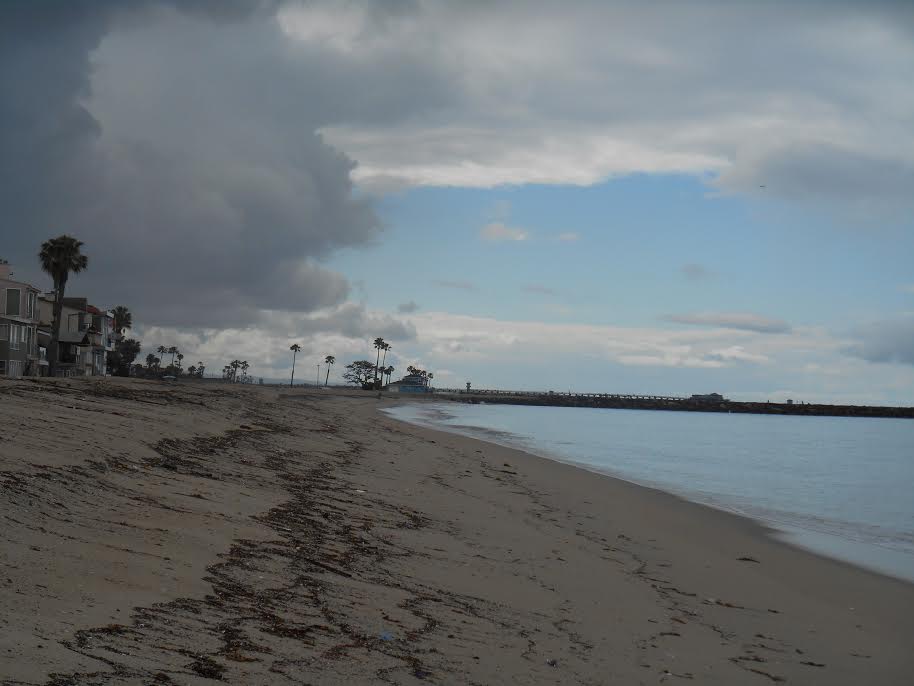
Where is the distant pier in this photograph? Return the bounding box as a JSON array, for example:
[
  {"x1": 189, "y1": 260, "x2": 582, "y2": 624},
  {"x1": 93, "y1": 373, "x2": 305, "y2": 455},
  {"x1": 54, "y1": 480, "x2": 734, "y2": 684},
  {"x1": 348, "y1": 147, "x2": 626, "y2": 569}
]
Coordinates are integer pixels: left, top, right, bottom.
[{"x1": 428, "y1": 388, "x2": 914, "y2": 419}]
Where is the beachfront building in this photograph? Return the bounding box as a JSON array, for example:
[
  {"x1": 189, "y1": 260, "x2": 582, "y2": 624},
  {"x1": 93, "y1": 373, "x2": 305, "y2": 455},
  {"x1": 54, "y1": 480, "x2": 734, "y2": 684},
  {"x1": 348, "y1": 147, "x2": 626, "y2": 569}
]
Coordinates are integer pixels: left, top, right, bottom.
[
  {"x1": 37, "y1": 295, "x2": 112, "y2": 376},
  {"x1": 387, "y1": 374, "x2": 431, "y2": 394},
  {"x1": 690, "y1": 392, "x2": 728, "y2": 402},
  {"x1": 0, "y1": 263, "x2": 43, "y2": 377}
]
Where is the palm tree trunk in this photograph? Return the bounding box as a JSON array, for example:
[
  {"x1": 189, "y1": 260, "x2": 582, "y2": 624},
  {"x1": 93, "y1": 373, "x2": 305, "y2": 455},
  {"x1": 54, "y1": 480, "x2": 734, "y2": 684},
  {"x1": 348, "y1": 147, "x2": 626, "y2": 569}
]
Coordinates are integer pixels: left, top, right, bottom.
[
  {"x1": 325, "y1": 365, "x2": 330, "y2": 386},
  {"x1": 290, "y1": 350, "x2": 296, "y2": 387},
  {"x1": 48, "y1": 278, "x2": 66, "y2": 377},
  {"x1": 375, "y1": 348, "x2": 381, "y2": 387}
]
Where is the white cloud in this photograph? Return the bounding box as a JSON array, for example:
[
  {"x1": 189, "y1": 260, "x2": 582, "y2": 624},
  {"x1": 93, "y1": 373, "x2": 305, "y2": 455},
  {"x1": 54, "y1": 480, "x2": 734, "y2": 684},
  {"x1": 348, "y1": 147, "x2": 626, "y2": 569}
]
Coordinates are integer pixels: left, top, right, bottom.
[
  {"x1": 410, "y1": 311, "x2": 779, "y2": 369},
  {"x1": 480, "y1": 222, "x2": 529, "y2": 242},
  {"x1": 664, "y1": 312, "x2": 792, "y2": 334},
  {"x1": 556, "y1": 232, "x2": 580, "y2": 242},
  {"x1": 296, "y1": 1, "x2": 914, "y2": 209}
]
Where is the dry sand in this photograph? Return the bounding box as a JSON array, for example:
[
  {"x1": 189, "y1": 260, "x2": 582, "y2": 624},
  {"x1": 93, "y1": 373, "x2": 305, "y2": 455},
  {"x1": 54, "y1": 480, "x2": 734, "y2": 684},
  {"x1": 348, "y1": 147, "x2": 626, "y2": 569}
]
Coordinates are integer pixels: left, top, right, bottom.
[{"x1": 1, "y1": 377, "x2": 912, "y2": 685}]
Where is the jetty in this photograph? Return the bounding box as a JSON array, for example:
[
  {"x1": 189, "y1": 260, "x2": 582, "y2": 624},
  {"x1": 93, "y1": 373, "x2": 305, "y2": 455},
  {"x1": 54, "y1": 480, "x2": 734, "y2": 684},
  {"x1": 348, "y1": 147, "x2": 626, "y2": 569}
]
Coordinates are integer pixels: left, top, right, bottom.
[{"x1": 429, "y1": 388, "x2": 914, "y2": 419}]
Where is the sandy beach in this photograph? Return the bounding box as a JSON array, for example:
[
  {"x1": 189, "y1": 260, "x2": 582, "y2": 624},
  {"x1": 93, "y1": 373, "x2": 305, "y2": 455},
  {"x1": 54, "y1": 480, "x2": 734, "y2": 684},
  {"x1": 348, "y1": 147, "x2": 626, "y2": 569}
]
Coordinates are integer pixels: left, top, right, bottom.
[{"x1": 1, "y1": 377, "x2": 912, "y2": 685}]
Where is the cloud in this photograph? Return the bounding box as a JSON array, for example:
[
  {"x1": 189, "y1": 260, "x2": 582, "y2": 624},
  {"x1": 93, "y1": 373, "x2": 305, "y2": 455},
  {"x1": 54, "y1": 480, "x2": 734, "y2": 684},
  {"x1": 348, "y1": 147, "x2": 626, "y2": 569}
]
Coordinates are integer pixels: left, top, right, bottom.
[
  {"x1": 1, "y1": 1, "x2": 379, "y2": 330},
  {"x1": 397, "y1": 300, "x2": 420, "y2": 313},
  {"x1": 682, "y1": 263, "x2": 713, "y2": 281},
  {"x1": 664, "y1": 312, "x2": 792, "y2": 334},
  {"x1": 433, "y1": 279, "x2": 476, "y2": 291},
  {"x1": 844, "y1": 316, "x2": 914, "y2": 366},
  {"x1": 137, "y1": 301, "x2": 417, "y2": 378},
  {"x1": 556, "y1": 232, "x2": 580, "y2": 242},
  {"x1": 302, "y1": 1, "x2": 914, "y2": 210},
  {"x1": 480, "y1": 222, "x2": 529, "y2": 242},
  {"x1": 522, "y1": 284, "x2": 558, "y2": 296}
]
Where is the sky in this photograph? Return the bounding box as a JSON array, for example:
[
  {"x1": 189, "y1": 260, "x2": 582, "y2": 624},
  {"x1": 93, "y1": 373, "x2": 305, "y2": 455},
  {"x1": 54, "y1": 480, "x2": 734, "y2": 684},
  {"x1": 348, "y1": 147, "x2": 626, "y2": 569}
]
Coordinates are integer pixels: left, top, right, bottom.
[{"x1": 2, "y1": 0, "x2": 913, "y2": 403}]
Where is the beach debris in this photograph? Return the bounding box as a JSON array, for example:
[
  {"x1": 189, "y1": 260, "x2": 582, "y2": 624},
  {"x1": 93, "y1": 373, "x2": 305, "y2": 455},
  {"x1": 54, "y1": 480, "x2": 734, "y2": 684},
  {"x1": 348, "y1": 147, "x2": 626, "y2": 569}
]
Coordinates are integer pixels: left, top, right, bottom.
[
  {"x1": 413, "y1": 667, "x2": 432, "y2": 679},
  {"x1": 737, "y1": 556, "x2": 760, "y2": 563},
  {"x1": 545, "y1": 658, "x2": 557, "y2": 667},
  {"x1": 189, "y1": 655, "x2": 225, "y2": 679},
  {"x1": 380, "y1": 630, "x2": 394, "y2": 641},
  {"x1": 800, "y1": 660, "x2": 826, "y2": 667}
]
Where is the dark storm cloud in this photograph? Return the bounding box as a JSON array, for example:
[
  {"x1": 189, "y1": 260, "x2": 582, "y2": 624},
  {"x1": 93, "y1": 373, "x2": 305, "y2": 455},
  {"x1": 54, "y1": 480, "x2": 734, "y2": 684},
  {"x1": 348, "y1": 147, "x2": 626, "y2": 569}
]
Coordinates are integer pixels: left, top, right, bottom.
[
  {"x1": 1, "y1": 0, "x2": 439, "y2": 330},
  {"x1": 844, "y1": 317, "x2": 914, "y2": 366}
]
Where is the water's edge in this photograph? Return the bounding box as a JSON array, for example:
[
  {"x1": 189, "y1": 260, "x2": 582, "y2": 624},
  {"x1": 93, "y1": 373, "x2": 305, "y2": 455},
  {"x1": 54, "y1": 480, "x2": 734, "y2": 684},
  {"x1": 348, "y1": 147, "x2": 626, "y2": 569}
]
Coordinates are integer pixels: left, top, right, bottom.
[{"x1": 381, "y1": 403, "x2": 914, "y2": 584}]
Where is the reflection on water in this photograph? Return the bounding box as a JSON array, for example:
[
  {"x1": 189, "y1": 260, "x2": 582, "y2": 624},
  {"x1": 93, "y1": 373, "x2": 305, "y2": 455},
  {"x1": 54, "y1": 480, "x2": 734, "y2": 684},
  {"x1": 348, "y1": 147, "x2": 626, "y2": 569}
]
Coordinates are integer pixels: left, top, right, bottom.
[{"x1": 384, "y1": 402, "x2": 914, "y2": 582}]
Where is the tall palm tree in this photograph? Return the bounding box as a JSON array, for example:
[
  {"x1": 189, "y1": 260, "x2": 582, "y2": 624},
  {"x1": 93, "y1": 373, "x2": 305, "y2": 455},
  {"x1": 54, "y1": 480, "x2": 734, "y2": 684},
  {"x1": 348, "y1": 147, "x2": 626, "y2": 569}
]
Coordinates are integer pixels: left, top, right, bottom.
[
  {"x1": 168, "y1": 346, "x2": 178, "y2": 366},
  {"x1": 157, "y1": 345, "x2": 167, "y2": 361},
  {"x1": 379, "y1": 343, "x2": 391, "y2": 385},
  {"x1": 324, "y1": 355, "x2": 335, "y2": 386},
  {"x1": 385, "y1": 365, "x2": 395, "y2": 385},
  {"x1": 111, "y1": 305, "x2": 132, "y2": 335},
  {"x1": 176, "y1": 353, "x2": 183, "y2": 370},
  {"x1": 373, "y1": 337, "x2": 386, "y2": 387},
  {"x1": 39, "y1": 235, "x2": 88, "y2": 376},
  {"x1": 289, "y1": 344, "x2": 301, "y2": 386}
]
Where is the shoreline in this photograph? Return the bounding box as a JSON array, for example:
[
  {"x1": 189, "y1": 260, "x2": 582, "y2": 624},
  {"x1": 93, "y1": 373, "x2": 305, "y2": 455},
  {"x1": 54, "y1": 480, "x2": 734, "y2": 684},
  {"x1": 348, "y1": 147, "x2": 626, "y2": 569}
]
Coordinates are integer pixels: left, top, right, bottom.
[
  {"x1": 382, "y1": 398, "x2": 914, "y2": 586},
  {"x1": 380, "y1": 398, "x2": 914, "y2": 588},
  {"x1": 3, "y1": 379, "x2": 913, "y2": 684}
]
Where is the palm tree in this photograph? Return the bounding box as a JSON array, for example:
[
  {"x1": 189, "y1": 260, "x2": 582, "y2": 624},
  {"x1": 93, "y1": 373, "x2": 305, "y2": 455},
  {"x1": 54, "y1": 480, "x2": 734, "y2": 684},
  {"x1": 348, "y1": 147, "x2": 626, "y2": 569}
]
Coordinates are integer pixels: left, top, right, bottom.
[
  {"x1": 240, "y1": 360, "x2": 249, "y2": 382},
  {"x1": 168, "y1": 346, "x2": 178, "y2": 367},
  {"x1": 176, "y1": 353, "x2": 184, "y2": 371},
  {"x1": 197, "y1": 362, "x2": 205, "y2": 377},
  {"x1": 324, "y1": 354, "x2": 335, "y2": 386},
  {"x1": 157, "y1": 345, "x2": 168, "y2": 362},
  {"x1": 111, "y1": 305, "x2": 132, "y2": 335},
  {"x1": 385, "y1": 365, "x2": 395, "y2": 385},
  {"x1": 289, "y1": 344, "x2": 301, "y2": 386},
  {"x1": 38, "y1": 235, "x2": 88, "y2": 376},
  {"x1": 373, "y1": 337, "x2": 386, "y2": 387}
]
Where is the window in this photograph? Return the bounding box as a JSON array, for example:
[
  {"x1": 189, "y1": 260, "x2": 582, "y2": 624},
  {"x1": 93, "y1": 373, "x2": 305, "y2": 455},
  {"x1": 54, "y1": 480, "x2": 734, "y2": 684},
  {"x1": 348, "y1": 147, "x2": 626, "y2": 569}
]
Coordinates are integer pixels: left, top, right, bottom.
[
  {"x1": 5, "y1": 288, "x2": 20, "y2": 316},
  {"x1": 0, "y1": 360, "x2": 6, "y2": 375},
  {"x1": 0, "y1": 324, "x2": 7, "y2": 341},
  {"x1": 7, "y1": 360, "x2": 22, "y2": 377},
  {"x1": 10, "y1": 324, "x2": 20, "y2": 350}
]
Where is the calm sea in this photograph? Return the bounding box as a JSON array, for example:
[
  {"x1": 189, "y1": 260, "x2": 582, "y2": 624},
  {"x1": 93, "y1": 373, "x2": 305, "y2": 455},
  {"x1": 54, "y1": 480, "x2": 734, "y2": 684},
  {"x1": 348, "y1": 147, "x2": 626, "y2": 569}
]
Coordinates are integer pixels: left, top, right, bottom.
[{"x1": 384, "y1": 402, "x2": 914, "y2": 583}]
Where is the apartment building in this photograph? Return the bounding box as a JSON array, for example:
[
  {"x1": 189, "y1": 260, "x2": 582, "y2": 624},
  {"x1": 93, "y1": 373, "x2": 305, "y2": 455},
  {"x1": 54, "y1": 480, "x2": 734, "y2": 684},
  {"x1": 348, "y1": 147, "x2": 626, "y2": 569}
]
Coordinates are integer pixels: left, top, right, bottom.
[{"x1": 0, "y1": 263, "x2": 43, "y2": 377}]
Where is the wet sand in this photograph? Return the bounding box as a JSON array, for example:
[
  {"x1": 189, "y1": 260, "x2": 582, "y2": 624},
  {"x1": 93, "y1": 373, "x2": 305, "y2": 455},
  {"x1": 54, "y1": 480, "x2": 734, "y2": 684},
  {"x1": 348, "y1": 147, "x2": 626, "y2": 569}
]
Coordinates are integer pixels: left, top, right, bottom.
[{"x1": 1, "y1": 378, "x2": 912, "y2": 684}]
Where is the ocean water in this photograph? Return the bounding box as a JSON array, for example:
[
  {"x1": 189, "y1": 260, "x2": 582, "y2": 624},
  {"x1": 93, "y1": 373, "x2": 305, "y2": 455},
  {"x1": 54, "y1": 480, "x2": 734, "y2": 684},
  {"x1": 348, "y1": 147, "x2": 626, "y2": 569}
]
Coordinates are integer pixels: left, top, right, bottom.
[{"x1": 383, "y1": 402, "x2": 914, "y2": 583}]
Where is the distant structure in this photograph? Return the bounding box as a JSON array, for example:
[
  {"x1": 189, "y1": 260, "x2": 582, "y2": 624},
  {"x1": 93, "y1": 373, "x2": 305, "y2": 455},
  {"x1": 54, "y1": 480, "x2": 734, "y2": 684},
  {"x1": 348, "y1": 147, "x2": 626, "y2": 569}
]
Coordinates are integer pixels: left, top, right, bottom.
[
  {"x1": 387, "y1": 373, "x2": 431, "y2": 394},
  {"x1": 690, "y1": 392, "x2": 728, "y2": 402}
]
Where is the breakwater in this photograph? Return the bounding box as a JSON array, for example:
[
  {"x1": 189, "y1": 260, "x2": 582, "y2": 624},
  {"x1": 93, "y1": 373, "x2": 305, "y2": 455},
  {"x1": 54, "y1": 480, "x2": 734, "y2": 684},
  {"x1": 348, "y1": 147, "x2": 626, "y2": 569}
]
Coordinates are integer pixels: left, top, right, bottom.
[{"x1": 430, "y1": 390, "x2": 914, "y2": 419}]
